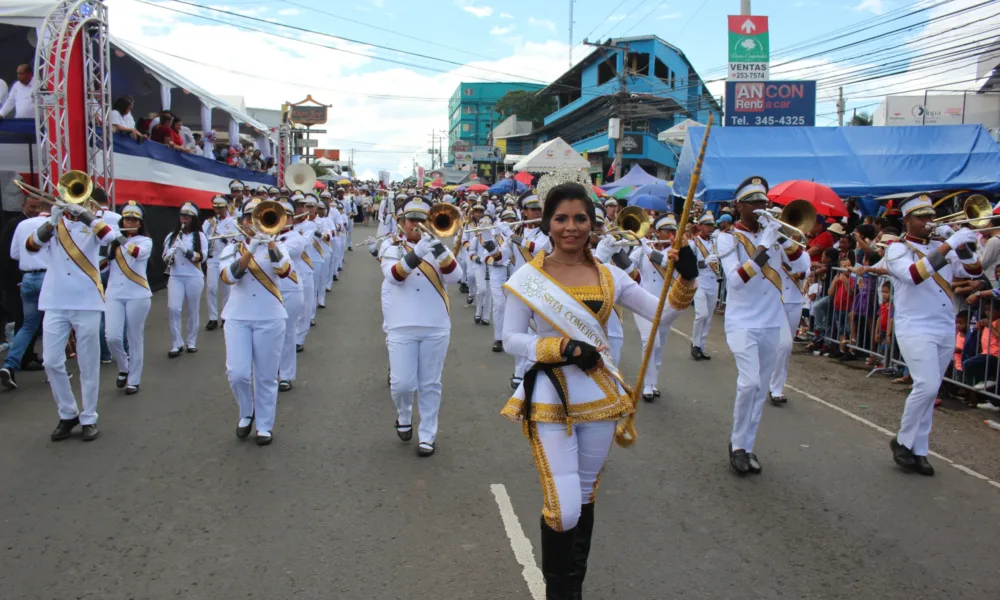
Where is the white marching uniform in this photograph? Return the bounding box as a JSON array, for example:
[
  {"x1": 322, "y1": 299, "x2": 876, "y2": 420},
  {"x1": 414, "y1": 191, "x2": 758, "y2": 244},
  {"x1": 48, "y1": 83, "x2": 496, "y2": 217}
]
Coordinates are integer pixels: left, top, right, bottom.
[
  {"x1": 276, "y1": 231, "x2": 307, "y2": 383},
  {"x1": 509, "y1": 227, "x2": 551, "y2": 380},
  {"x1": 689, "y1": 235, "x2": 721, "y2": 351},
  {"x1": 293, "y1": 219, "x2": 318, "y2": 345},
  {"x1": 629, "y1": 241, "x2": 675, "y2": 392},
  {"x1": 461, "y1": 227, "x2": 479, "y2": 300},
  {"x1": 28, "y1": 216, "x2": 115, "y2": 425},
  {"x1": 467, "y1": 233, "x2": 493, "y2": 322},
  {"x1": 769, "y1": 255, "x2": 806, "y2": 399},
  {"x1": 344, "y1": 196, "x2": 356, "y2": 248},
  {"x1": 485, "y1": 229, "x2": 513, "y2": 341},
  {"x1": 105, "y1": 236, "x2": 153, "y2": 387},
  {"x1": 592, "y1": 240, "x2": 629, "y2": 366},
  {"x1": 203, "y1": 215, "x2": 239, "y2": 322},
  {"x1": 717, "y1": 224, "x2": 809, "y2": 452},
  {"x1": 886, "y1": 236, "x2": 982, "y2": 456},
  {"x1": 219, "y1": 239, "x2": 291, "y2": 436},
  {"x1": 304, "y1": 217, "x2": 327, "y2": 316},
  {"x1": 164, "y1": 230, "x2": 208, "y2": 349},
  {"x1": 381, "y1": 239, "x2": 463, "y2": 446}
]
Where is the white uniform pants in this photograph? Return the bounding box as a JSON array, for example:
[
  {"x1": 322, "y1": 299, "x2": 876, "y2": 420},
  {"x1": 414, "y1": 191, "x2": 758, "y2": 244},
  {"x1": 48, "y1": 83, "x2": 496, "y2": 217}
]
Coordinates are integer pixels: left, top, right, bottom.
[
  {"x1": 727, "y1": 327, "x2": 781, "y2": 452},
  {"x1": 43, "y1": 309, "x2": 102, "y2": 425},
  {"x1": 473, "y1": 262, "x2": 490, "y2": 320},
  {"x1": 895, "y1": 331, "x2": 952, "y2": 456},
  {"x1": 312, "y1": 260, "x2": 326, "y2": 310},
  {"x1": 467, "y1": 258, "x2": 477, "y2": 298},
  {"x1": 346, "y1": 219, "x2": 354, "y2": 248},
  {"x1": 387, "y1": 327, "x2": 450, "y2": 445},
  {"x1": 634, "y1": 314, "x2": 669, "y2": 389},
  {"x1": 105, "y1": 297, "x2": 151, "y2": 386},
  {"x1": 167, "y1": 275, "x2": 204, "y2": 349},
  {"x1": 381, "y1": 280, "x2": 391, "y2": 334},
  {"x1": 225, "y1": 318, "x2": 285, "y2": 434},
  {"x1": 297, "y1": 273, "x2": 316, "y2": 345},
  {"x1": 204, "y1": 260, "x2": 230, "y2": 322},
  {"x1": 279, "y1": 290, "x2": 303, "y2": 382},
  {"x1": 769, "y1": 303, "x2": 801, "y2": 397},
  {"x1": 529, "y1": 420, "x2": 615, "y2": 532},
  {"x1": 489, "y1": 265, "x2": 508, "y2": 340},
  {"x1": 691, "y1": 286, "x2": 719, "y2": 350}
]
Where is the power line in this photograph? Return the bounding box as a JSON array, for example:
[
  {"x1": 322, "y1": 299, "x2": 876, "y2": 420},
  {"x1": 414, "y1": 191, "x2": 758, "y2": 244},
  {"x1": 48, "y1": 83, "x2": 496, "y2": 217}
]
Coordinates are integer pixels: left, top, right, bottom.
[
  {"x1": 578, "y1": 0, "x2": 630, "y2": 43},
  {"x1": 620, "y1": 0, "x2": 671, "y2": 37}
]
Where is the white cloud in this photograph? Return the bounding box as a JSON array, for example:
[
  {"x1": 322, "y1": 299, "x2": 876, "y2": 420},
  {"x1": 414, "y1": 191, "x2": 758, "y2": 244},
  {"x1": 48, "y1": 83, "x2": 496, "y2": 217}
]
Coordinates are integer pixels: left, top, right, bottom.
[
  {"x1": 276, "y1": 8, "x2": 299, "y2": 16},
  {"x1": 461, "y1": 5, "x2": 494, "y2": 18},
  {"x1": 607, "y1": 14, "x2": 626, "y2": 22},
  {"x1": 500, "y1": 12, "x2": 515, "y2": 19},
  {"x1": 657, "y1": 12, "x2": 682, "y2": 20},
  {"x1": 490, "y1": 26, "x2": 514, "y2": 36},
  {"x1": 854, "y1": 0, "x2": 884, "y2": 14},
  {"x1": 528, "y1": 17, "x2": 556, "y2": 32}
]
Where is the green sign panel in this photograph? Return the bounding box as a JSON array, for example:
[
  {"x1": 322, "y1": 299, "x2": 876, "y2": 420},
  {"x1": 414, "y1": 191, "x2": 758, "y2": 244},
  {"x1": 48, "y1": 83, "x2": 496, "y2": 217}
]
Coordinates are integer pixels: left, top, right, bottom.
[{"x1": 728, "y1": 15, "x2": 769, "y2": 63}]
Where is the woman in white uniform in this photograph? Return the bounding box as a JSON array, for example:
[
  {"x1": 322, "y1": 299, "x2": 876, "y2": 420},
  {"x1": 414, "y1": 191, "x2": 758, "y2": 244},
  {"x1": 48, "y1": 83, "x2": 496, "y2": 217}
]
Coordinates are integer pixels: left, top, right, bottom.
[
  {"x1": 501, "y1": 182, "x2": 698, "y2": 598},
  {"x1": 105, "y1": 201, "x2": 152, "y2": 395},
  {"x1": 467, "y1": 216, "x2": 494, "y2": 326},
  {"x1": 164, "y1": 201, "x2": 208, "y2": 357},
  {"x1": 276, "y1": 200, "x2": 306, "y2": 392}
]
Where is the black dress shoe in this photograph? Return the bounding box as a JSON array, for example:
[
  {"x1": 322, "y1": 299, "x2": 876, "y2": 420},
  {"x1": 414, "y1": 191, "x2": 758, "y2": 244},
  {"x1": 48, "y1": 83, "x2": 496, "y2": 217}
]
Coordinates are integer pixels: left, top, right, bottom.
[
  {"x1": 237, "y1": 415, "x2": 255, "y2": 440},
  {"x1": 492, "y1": 341, "x2": 504, "y2": 352},
  {"x1": 890, "y1": 438, "x2": 916, "y2": 471},
  {"x1": 417, "y1": 441, "x2": 435, "y2": 457},
  {"x1": 310, "y1": 319, "x2": 316, "y2": 327},
  {"x1": 690, "y1": 345, "x2": 702, "y2": 360},
  {"x1": 482, "y1": 319, "x2": 490, "y2": 326},
  {"x1": 395, "y1": 420, "x2": 413, "y2": 442},
  {"x1": 317, "y1": 303, "x2": 326, "y2": 309},
  {"x1": 466, "y1": 295, "x2": 474, "y2": 305},
  {"x1": 206, "y1": 320, "x2": 218, "y2": 331},
  {"x1": 769, "y1": 393, "x2": 788, "y2": 406},
  {"x1": 642, "y1": 392, "x2": 655, "y2": 403},
  {"x1": 511, "y1": 375, "x2": 522, "y2": 390},
  {"x1": 747, "y1": 453, "x2": 762, "y2": 474},
  {"x1": 51, "y1": 417, "x2": 80, "y2": 441},
  {"x1": 0, "y1": 367, "x2": 18, "y2": 390},
  {"x1": 730, "y1": 444, "x2": 750, "y2": 475},
  {"x1": 21, "y1": 359, "x2": 44, "y2": 372},
  {"x1": 278, "y1": 380, "x2": 292, "y2": 392},
  {"x1": 186, "y1": 347, "x2": 198, "y2": 354},
  {"x1": 256, "y1": 433, "x2": 273, "y2": 446},
  {"x1": 348, "y1": 247, "x2": 353, "y2": 251},
  {"x1": 116, "y1": 372, "x2": 128, "y2": 389},
  {"x1": 296, "y1": 344, "x2": 304, "y2": 353},
  {"x1": 474, "y1": 316, "x2": 482, "y2": 324},
  {"x1": 81, "y1": 424, "x2": 100, "y2": 442},
  {"x1": 168, "y1": 347, "x2": 182, "y2": 358},
  {"x1": 653, "y1": 387, "x2": 661, "y2": 398},
  {"x1": 333, "y1": 275, "x2": 339, "y2": 281},
  {"x1": 125, "y1": 385, "x2": 139, "y2": 395},
  {"x1": 697, "y1": 348, "x2": 712, "y2": 360},
  {"x1": 913, "y1": 455, "x2": 935, "y2": 476}
]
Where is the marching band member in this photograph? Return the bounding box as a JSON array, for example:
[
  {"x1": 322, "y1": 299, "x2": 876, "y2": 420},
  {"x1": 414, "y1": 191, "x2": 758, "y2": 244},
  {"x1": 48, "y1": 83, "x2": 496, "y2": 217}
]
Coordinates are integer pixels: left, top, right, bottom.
[
  {"x1": 291, "y1": 195, "x2": 317, "y2": 351},
  {"x1": 716, "y1": 177, "x2": 810, "y2": 475},
  {"x1": 381, "y1": 196, "x2": 463, "y2": 457},
  {"x1": 591, "y1": 205, "x2": 636, "y2": 366},
  {"x1": 462, "y1": 203, "x2": 486, "y2": 306},
  {"x1": 507, "y1": 192, "x2": 550, "y2": 389},
  {"x1": 486, "y1": 209, "x2": 518, "y2": 352},
  {"x1": 105, "y1": 201, "x2": 152, "y2": 395},
  {"x1": 276, "y1": 200, "x2": 306, "y2": 392},
  {"x1": 203, "y1": 195, "x2": 239, "y2": 331},
  {"x1": 689, "y1": 211, "x2": 720, "y2": 360},
  {"x1": 887, "y1": 194, "x2": 982, "y2": 476},
  {"x1": 27, "y1": 196, "x2": 121, "y2": 441},
  {"x1": 768, "y1": 229, "x2": 808, "y2": 406},
  {"x1": 219, "y1": 200, "x2": 292, "y2": 446},
  {"x1": 629, "y1": 213, "x2": 678, "y2": 401},
  {"x1": 302, "y1": 194, "x2": 327, "y2": 322},
  {"x1": 501, "y1": 183, "x2": 698, "y2": 598},
  {"x1": 468, "y1": 216, "x2": 494, "y2": 326},
  {"x1": 164, "y1": 202, "x2": 208, "y2": 357},
  {"x1": 315, "y1": 199, "x2": 333, "y2": 308}
]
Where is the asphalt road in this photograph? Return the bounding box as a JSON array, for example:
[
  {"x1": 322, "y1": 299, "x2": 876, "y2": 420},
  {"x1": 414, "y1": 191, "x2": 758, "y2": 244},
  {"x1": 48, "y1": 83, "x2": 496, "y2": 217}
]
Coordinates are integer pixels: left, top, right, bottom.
[{"x1": 1, "y1": 223, "x2": 998, "y2": 600}]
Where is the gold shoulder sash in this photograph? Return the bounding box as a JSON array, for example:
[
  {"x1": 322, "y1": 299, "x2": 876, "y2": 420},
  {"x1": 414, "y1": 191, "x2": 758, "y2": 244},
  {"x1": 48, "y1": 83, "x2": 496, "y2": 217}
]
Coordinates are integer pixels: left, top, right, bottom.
[
  {"x1": 312, "y1": 239, "x2": 324, "y2": 258},
  {"x1": 57, "y1": 220, "x2": 104, "y2": 300},
  {"x1": 693, "y1": 237, "x2": 710, "y2": 258},
  {"x1": 114, "y1": 244, "x2": 150, "y2": 290},
  {"x1": 903, "y1": 242, "x2": 954, "y2": 302},
  {"x1": 731, "y1": 230, "x2": 783, "y2": 298},
  {"x1": 238, "y1": 244, "x2": 283, "y2": 304},
  {"x1": 402, "y1": 241, "x2": 450, "y2": 313}
]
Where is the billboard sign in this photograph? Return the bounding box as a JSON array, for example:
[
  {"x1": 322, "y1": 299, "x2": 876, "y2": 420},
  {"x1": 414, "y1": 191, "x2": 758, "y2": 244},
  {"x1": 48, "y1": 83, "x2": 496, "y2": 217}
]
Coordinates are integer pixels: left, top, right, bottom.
[
  {"x1": 315, "y1": 149, "x2": 340, "y2": 161},
  {"x1": 728, "y1": 15, "x2": 769, "y2": 81},
  {"x1": 289, "y1": 104, "x2": 327, "y2": 125},
  {"x1": 724, "y1": 81, "x2": 816, "y2": 127},
  {"x1": 620, "y1": 133, "x2": 644, "y2": 155}
]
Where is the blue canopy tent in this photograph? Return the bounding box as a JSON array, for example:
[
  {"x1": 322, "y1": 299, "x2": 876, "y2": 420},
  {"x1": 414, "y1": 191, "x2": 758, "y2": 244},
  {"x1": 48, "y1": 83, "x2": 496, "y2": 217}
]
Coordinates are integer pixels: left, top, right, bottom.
[
  {"x1": 672, "y1": 125, "x2": 1000, "y2": 215},
  {"x1": 601, "y1": 164, "x2": 666, "y2": 192}
]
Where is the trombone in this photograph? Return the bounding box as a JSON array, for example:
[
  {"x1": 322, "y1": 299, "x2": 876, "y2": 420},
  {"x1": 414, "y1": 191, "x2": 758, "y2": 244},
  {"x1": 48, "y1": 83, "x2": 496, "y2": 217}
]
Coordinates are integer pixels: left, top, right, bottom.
[
  {"x1": 15, "y1": 171, "x2": 92, "y2": 208},
  {"x1": 931, "y1": 194, "x2": 994, "y2": 228},
  {"x1": 601, "y1": 205, "x2": 651, "y2": 243},
  {"x1": 416, "y1": 203, "x2": 463, "y2": 240},
  {"x1": 755, "y1": 199, "x2": 815, "y2": 249}
]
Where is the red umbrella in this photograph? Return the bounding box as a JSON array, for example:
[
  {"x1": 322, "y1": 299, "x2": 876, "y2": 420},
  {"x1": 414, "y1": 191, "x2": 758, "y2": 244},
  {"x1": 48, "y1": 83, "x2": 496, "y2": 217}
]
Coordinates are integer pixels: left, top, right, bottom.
[
  {"x1": 467, "y1": 183, "x2": 489, "y2": 193},
  {"x1": 514, "y1": 171, "x2": 533, "y2": 186},
  {"x1": 429, "y1": 178, "x2": 445, "y2": 188},
  {"x1": 767, "y1": 180, "x2": 847, "y2": 218},
  {"x1": 592, "y1": 185, "x2": 607, "y2": 198},
  {"x1": 314, "y1": 180, "x2": 327, "y2": 190}
]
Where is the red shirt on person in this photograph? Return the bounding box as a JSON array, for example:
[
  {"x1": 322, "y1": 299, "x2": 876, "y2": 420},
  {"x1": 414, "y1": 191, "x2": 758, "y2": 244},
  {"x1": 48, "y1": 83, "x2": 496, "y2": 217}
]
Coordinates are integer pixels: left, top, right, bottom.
[
  {"x1": 808, "y1": 230, "x2": 835, "y2": 259},
  {"x1": 151, "y1": 124, "x2": 183, "y2": 146}
]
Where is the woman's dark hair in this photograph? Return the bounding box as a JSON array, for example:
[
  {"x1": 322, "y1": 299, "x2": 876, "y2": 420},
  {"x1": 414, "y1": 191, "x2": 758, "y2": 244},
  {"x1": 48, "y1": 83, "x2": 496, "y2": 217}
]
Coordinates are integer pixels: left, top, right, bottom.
[
  {"x1": 540, "y1": 183, "x2": 595, "y2": 235},
  {"x1": 856, "y1": 223, "x2": 876, "y2": 241},
  {"x1": 112, "y1": 96, "x2": 133, "y2": 114},
  {"x1": 822, "y1": 247, "x2": 840, "y2": 264},
  {"x1": 864, "y1": 250, "x2": 881, "y2": 266},
  {"x1": 171, "y1": 211, "x2": 202, "y2": 257}
]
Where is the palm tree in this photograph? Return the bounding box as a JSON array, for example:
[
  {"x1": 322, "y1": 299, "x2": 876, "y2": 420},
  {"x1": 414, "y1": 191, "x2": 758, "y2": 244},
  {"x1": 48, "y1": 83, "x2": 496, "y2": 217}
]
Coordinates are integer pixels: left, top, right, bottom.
[{"x1": 849, "y1": 111, "x2": 873, "y2": 126}]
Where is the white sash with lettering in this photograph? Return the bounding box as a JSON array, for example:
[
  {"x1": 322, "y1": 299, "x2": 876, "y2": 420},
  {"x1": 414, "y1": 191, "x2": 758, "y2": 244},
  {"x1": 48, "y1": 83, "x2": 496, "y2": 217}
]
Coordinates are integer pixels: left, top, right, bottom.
[{"x1": 504, "y1": 262, "x2": 626, "y2": 388}]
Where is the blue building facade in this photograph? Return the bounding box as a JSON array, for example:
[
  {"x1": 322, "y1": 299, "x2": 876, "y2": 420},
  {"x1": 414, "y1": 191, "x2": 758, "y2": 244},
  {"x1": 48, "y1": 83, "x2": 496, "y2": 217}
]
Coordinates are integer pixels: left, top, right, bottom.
[
  {"x1": 504, "y1": 36, "x2": 721, "y2": 181},
  {"x1": 448, "y1": 82, "x2": 544, "y2": 161}
]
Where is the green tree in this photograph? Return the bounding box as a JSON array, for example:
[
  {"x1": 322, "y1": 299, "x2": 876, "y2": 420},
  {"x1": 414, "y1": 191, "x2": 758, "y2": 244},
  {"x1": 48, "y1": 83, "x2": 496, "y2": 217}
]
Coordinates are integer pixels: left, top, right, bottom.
[
  {"x1": 310, "y1": 163, "x2": 329, "y2": 178},
  {"x1": 849, "y1": 111, "x2": 873, "y2": 126},
  {"x1": 494, "y1": 90, "x2": 557, "y2": 127}
]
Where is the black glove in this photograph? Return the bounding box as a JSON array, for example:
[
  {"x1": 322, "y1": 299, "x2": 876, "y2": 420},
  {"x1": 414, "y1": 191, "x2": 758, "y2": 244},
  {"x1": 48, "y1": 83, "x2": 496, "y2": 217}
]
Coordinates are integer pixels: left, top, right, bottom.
[
  {"x1": 314, "y1": 231, "x2": 323, "y2": 238},
  {"x1": 483, "y1": 240, "x2": 497, "y2": 253},
  {"x1": 474, "y1": 256, "x2": 482, "y2": 264},
  {"x1": 611, "y1": 249, "x2": 632, "y2": 270},
  {"x1": 563, "y1": 340, "x2": 602, "y2": 372},
  {"x1": 510, "y1": 235, "x2": 524, "y2": 246},
  {"x1": 184, "y1": 249, "x2": 195, "y2": 261},
  {"x1": 675, "y1": 246, "x2": 698, "y2": 280},
  {"x1": 431, "y1": 242, "x2": 446, "y2": 258}
]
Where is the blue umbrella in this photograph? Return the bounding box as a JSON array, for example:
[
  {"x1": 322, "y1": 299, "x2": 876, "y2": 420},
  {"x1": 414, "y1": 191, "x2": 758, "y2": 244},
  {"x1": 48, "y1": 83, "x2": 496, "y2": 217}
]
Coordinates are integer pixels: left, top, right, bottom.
[
  {"x1": 631, "y1": 182, "x2": 672, "y2": 198},
  {"x1": 488, "y1": 179, "x2": 527, "y2": 195},
  {"x1": 629, "y1": 193, "x2": 669, "y2": 213}
]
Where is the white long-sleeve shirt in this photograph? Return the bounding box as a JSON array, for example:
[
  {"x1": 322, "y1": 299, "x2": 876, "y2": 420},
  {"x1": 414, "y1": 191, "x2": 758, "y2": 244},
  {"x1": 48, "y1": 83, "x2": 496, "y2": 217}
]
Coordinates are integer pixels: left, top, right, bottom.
[
  {"x1": 106, "y1": 236, "x2": 153, "y2": 300},
  {"x1": 163, "y1": 231, "x2": 208, "y2": 278},
  {"x1": 0, "y1": 81, "x2": 33, "y2": 118},
  {"x1": 219, "y1": 240, "x2": 291, "y2": 321},
  {"x1": 29, "y1": 217, "x2": 115, "y2": 311},
  {"x1": 381, "y1": 241, "x2": 462, "y2": 330},
  {"x1": 10, "y1": 215, "x2": 49, "y2": 271}
]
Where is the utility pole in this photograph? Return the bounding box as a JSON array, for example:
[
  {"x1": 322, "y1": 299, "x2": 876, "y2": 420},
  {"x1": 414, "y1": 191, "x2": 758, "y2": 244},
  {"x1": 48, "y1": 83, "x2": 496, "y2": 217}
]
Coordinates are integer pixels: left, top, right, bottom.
[
  {"x1": 837, "y1": 87, "x2": 845, "y2": 126},
  {"x1": 568, "y1": 0, "x2": 574, "y2": 68},
  {"x1": 741, "y1": 0, "x2": 751, "y2": 15},
  {"x1": 584, "y1": 39, "x2": 629, "y2": 181}
]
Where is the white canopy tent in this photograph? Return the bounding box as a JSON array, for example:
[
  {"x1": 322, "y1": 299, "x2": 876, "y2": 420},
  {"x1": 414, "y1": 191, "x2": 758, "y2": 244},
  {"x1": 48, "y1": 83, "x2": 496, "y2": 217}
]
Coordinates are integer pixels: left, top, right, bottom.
[{"x1": 513, "y1": 137, "x2": 589, "y2": 173}]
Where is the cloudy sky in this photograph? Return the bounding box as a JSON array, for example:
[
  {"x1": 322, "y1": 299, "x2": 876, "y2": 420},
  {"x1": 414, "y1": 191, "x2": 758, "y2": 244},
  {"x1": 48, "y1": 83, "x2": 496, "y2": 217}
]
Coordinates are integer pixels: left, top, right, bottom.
[{"x1": 105, "y1": 0, "x2": 997, "y2": 179}]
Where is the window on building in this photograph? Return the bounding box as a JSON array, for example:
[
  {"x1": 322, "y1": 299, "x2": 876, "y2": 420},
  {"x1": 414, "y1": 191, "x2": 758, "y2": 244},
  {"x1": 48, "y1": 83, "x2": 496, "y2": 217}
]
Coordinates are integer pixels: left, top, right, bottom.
[
  {"x1": 627, "y1": 52, "x2": 649, "y2": 76},
  {"x1": 597, "y1": 60, "x2": 616, "y2": 86},
  {"x1": 654, "y1": 58, "x2": 670, "y2": 86},
  {"x1": 464, "y1": 105, "x2": 476, "y2": 114},
  {"x1": 464, "y1": 88, "x2": 474, "y2": 96},
  {"x1": 462, "y1": 123, "x2": 472, "y2": 132}
]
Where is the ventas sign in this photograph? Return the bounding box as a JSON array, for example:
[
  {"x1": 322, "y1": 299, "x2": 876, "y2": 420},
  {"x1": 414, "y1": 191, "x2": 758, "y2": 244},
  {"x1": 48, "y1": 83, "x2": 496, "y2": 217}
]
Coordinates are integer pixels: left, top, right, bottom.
[
  {"x1": 724, "y1": 81, "x2": 816, "y2": 127},
  {"x1": 727, "y1": 15, "x2": 769, "y2": 81}
]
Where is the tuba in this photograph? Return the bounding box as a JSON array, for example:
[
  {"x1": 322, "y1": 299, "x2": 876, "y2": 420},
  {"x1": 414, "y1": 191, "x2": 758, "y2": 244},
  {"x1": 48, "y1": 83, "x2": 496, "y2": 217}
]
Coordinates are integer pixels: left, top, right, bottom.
[{"x1": 285, "y1": 162, "x2": 316, "y2": 193}]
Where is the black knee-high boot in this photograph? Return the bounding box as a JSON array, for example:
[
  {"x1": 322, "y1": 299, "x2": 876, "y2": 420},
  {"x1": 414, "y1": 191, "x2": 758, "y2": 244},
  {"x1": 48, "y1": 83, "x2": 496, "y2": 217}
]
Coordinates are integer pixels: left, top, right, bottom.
[
  {"x1": 540, "y1": 516, "x2": 577, "y2": 600},
  {"x1": 568, "y1": 503, "x2": 595, "y2": 599}
]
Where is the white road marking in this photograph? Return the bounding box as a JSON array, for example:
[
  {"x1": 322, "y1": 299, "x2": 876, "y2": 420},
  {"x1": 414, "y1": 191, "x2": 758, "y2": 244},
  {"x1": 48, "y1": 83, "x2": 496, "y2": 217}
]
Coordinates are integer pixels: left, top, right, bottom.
[
  {"x1": 669, "y1": 327, "x2": 1000, "y2": 491},
  {"x1": 491, "y1": 483, "x2": 545, "y2": 599}
]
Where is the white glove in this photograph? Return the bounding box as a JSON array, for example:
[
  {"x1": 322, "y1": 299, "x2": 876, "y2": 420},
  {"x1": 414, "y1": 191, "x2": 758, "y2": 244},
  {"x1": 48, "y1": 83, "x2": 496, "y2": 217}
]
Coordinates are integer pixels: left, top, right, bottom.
[
  {"x1": 497, "y1": 222, "x2": 513, "y2": 237},
  {"x1": 934, "y1": 224, "x2": 956, "y2": 240},
  {"x1": 249, "y1": 235, "x2": 268, "y2": 253},
  {"x1": 594, "y1": 236, "x2": 616, "y2": 263},
  {"x1": 64, "y1": 203, "x2": 86, "y2": 217},
  {"x1": 946, "y1": 227, "x2": 978, "y2": 250},
  {"x1": 759, "y1": 220, "x2": 783, "y2": 249},
  {"x1": 754, "y1": 209, "x2": 771, "y2": 229},
  {"x1": 413, "y1": 234, "x2": 434, "y2": 256},
  {"x1": 706, "y1": 254, "x2": 719, "y2": 265},
  {"x1": 48, "y1": 204, "x2": 64, "y2": 225}
]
